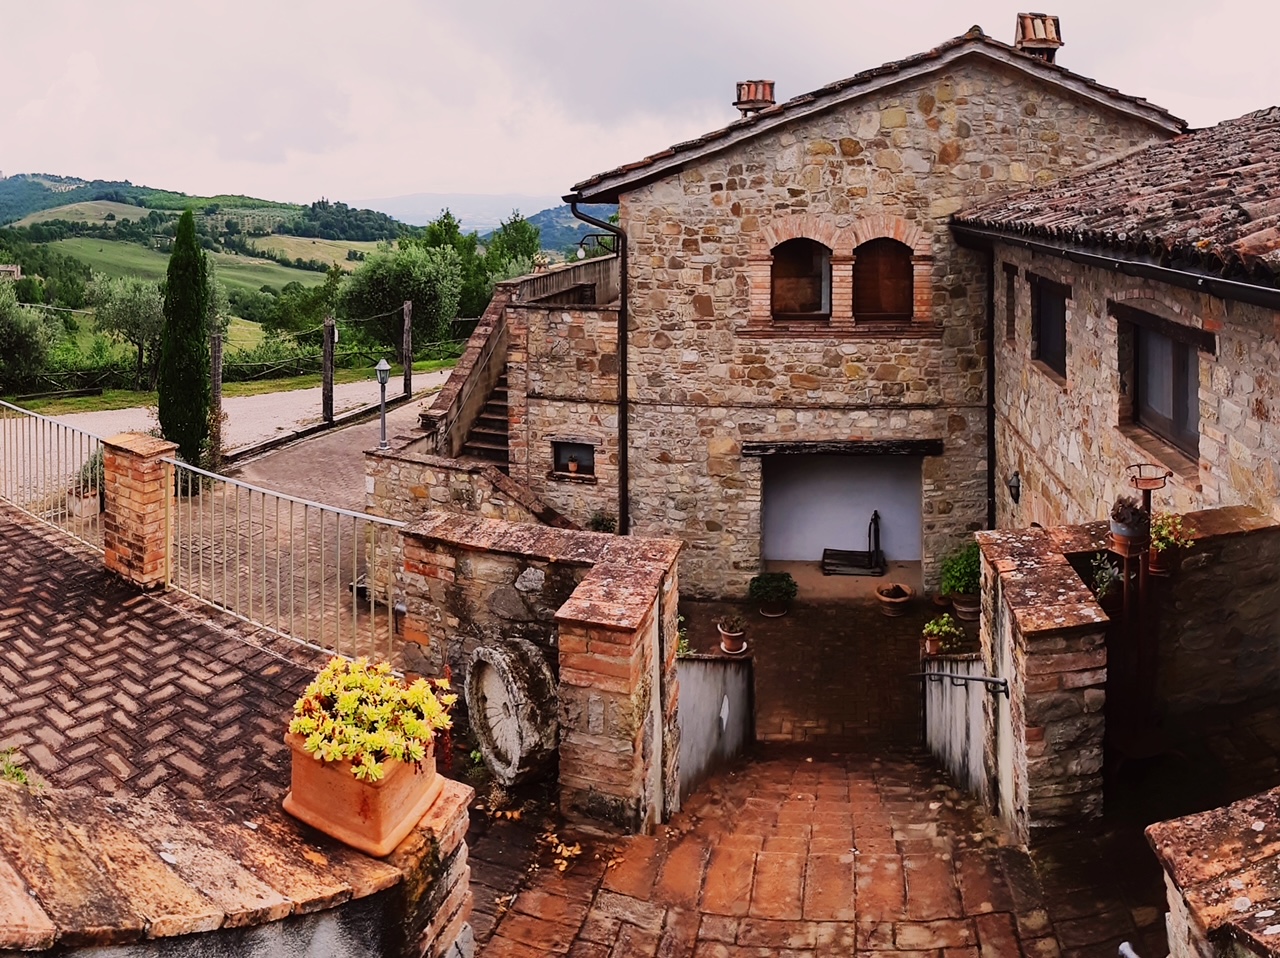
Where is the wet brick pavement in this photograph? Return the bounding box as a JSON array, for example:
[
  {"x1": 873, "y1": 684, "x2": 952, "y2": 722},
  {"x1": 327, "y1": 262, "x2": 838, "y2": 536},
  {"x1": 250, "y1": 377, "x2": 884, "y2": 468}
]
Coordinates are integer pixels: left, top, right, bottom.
[{"x1": 0, "y1": 508, "x2": 328, "y2": 808}]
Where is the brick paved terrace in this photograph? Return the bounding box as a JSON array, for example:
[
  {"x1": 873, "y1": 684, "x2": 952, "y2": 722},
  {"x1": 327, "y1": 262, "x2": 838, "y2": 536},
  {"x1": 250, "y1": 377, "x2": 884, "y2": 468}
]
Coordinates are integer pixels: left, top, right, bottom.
[
  {"x1": 0, "y1": 507, "x2": 328, "y2": 807},
  {"x1": 480, "y1": 746, "x2": 1170, "y2": 958}
]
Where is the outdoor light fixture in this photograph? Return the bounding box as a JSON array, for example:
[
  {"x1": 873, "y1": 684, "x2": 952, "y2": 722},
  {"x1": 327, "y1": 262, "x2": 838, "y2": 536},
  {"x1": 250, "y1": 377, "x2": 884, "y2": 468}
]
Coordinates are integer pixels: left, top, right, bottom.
[
  {"x1": 1007, "y1": 471, "x2": 1021, "y2": 504},
  {"x1": 375, "y1": 359, "x2": 391, "y2": 451}
]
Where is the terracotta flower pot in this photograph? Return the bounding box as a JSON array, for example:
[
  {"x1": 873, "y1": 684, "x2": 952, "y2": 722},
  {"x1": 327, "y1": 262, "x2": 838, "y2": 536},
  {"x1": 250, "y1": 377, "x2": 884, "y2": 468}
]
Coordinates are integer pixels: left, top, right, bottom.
[
  {"x1": 282, "y1": 732, "x2": 444, "y2": 857},
  {"x1": 1148, "y1": 546, "x2": 1175, "y2": 576},
  {"x1": 717, "y1": 625, "x2": 747, "y2": 655},
  {"x1": 758, "y1": 601, "x2": 789, "y2": 618},
  {"x1": 923, "y1": 636, "x2": 942, "y2": 656},
  {"x1": 1109, "y1": 520, "x2": 1147, "y2": 558},
  {"x1": 875, "y1": 583, "x2": 915, "y2": 617},
  {"x1": 950, "y1": 593, "x2": 980, "y2": 622},
  {"x1": 68, "y1": 488, "x2": 101, "y2": 518}
]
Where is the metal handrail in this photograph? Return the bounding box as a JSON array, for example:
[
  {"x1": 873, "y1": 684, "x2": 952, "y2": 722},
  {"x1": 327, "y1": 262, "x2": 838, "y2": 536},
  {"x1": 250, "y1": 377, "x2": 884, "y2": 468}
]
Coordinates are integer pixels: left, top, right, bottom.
[
  {"x1": 913, "y1": 669, "x2": 1009, "y2": 697},
  {"x1": 160, "y1": 457, "x2": 405, "y2": 527},
  {"x1": 0, "y1": 398, "x2": 104, "y2": 435}
]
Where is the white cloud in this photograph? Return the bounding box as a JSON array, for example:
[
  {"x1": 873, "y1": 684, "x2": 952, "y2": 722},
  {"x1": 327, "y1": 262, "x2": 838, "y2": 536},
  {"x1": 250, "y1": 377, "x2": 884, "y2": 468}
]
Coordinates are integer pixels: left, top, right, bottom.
[{"x1": 5, "y1": 0, "x2": 1280, "y2": 205}]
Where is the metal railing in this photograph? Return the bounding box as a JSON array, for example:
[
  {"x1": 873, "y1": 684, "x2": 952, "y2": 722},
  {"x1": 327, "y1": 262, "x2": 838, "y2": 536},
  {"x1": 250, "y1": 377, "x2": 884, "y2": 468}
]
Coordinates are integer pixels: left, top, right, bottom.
[
  {"x1": 0, "y1": 399, "x2": 104, "y2": 552},
  {"x1": 165, "y1": 458, "x2": 406, "y2": 665}
]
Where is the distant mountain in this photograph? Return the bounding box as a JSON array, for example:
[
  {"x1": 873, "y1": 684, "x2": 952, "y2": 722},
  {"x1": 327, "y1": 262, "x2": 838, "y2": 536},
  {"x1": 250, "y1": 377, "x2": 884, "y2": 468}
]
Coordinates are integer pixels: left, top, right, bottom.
[
  {"x1": 516, "y1": 204, "x2": 618, "y2": 253},
  {"x1": 353, "y1": 192, "x2": 562, "y2": 233}
]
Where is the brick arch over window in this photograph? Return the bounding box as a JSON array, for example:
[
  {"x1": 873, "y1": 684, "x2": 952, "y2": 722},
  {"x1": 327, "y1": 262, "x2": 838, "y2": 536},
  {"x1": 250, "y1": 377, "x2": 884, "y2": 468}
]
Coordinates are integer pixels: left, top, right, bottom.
[{"x1": 747, "y1": 213, "x2": 932, "y2": 331}]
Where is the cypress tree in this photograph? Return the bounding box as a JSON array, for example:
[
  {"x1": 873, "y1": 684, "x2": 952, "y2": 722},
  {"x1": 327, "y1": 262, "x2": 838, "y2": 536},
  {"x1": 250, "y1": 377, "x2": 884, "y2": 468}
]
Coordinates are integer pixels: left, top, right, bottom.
[{"x1": 158, "y1": 210, "x2": 211, "y2": 464}]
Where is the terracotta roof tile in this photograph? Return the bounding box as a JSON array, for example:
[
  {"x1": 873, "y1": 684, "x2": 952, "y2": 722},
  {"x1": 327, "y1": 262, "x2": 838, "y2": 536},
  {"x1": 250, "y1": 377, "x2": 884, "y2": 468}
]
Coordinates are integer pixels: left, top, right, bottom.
[
  {"x1": 569, "y1": 26, "x2": 1182, "y2": 201},
  {"x1": 955, "y1": 107, "x2": 1280, "y2": 284}
]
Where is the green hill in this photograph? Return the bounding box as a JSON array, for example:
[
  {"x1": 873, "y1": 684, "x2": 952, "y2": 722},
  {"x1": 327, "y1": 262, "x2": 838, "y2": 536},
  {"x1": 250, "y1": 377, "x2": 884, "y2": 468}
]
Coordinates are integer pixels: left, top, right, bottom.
[{"x1": 491, "y1": 204, "x2": 616, "y2": 253}]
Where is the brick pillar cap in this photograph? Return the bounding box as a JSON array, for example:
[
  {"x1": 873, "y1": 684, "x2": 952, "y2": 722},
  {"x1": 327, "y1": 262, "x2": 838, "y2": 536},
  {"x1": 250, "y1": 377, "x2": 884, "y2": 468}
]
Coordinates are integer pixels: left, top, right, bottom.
[{"x1": 103, "y1": 433, "x2": 179, "y2": 458}]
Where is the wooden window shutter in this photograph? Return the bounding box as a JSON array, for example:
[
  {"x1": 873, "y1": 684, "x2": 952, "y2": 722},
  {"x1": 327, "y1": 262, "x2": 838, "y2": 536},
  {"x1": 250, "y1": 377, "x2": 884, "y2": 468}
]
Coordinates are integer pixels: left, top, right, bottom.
[{"x1": 854, "y1": 239, "x2": 912, "y2": 322}]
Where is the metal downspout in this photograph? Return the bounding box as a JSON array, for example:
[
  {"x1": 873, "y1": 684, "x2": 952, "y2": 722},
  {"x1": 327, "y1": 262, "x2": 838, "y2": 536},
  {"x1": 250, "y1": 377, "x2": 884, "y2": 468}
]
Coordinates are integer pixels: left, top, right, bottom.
[
  {"x1": 985, "y1": 245, "x2": 997, "y2": 529},
  {"x1": 566, "y1": 199, "x2": 630, "y2": 535}
]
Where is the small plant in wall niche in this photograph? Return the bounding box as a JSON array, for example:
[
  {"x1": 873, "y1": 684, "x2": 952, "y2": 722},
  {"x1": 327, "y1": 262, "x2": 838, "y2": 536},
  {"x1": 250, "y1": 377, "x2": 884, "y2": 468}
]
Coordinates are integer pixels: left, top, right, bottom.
[
  {"x1": 587, "y1": 510, "x2": 617, "y2": 533},
  {"x1": 283, "y1": 657, "x2": 457, "y2": 856},
  {"x1": 567, "y1": 455, "x2": 579, "y2": 474}
]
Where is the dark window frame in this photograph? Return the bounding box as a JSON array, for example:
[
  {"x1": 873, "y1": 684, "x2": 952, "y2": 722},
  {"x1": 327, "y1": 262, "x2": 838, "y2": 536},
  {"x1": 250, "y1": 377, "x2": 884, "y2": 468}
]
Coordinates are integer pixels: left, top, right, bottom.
[
  {"x1": 1029, "y1": 273, "x2": 1070, "y2": 380},
  {"x1": 770, "y1": 238, "x2": 832, "y2": 322},
  {"x1": 853, "y1": 237, "x2": 914, "y2": 324}
]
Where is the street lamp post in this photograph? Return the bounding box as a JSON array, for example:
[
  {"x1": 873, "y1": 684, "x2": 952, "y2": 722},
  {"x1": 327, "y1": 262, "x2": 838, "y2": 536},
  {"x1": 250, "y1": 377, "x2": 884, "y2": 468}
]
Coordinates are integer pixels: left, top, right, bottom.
[{"x1": 375, "y1": 359, "x2": 391, "y2": 451}]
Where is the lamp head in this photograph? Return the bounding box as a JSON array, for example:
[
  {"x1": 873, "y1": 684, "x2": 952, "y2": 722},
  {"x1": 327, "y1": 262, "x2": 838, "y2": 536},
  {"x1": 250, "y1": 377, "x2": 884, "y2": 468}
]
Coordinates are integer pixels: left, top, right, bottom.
[
  {"x1": 375, "y1": 358, "x2": 391, "y2": 386},
  {"x1": 1007, "y1": 470, "x2": 1021, "y2": 504}
]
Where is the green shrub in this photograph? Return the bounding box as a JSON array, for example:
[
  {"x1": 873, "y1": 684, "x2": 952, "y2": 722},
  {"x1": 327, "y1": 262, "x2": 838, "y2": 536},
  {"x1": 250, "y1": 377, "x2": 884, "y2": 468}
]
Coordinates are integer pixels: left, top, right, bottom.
[
  {"x1": 940, "y1": 541, "x2": 981, "y2": 596},
  {"x1": 748, "y1": 571, "x2": 798, "y2": 604}
]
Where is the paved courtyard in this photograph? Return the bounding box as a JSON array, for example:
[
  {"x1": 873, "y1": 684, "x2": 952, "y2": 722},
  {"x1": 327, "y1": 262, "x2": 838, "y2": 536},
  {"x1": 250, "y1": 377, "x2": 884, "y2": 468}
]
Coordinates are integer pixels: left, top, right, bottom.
[{"x1": 480, "y1": 746, "x2": 1169, "y2": 957}]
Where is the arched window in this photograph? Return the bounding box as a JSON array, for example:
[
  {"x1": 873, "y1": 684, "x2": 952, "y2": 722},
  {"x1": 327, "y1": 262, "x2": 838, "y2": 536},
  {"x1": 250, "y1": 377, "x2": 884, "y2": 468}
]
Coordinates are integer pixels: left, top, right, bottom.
[
  {"x1": 853, "y1": 238, "x2": 913, "y2": 323},
  {"x1": 771, "y1": 238, "x2": 831, "y2": 321}
]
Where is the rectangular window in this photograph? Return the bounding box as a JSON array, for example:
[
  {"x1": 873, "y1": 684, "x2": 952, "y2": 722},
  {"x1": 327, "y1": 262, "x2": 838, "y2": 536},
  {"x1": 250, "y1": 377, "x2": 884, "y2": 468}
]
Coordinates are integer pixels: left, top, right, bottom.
[
  {"x1": 552, "y1": 441, "x2": 595, "y2": 476},
  {"x1": 1031, "y1": 277, "x2": 1068, "y2": 378},
  {"x1": 1003, "y1": 264, "x2": 1018, "y2": 340},
  {"x1": 1135, "y1": 326, "x2": 1199, "y2": 456}
]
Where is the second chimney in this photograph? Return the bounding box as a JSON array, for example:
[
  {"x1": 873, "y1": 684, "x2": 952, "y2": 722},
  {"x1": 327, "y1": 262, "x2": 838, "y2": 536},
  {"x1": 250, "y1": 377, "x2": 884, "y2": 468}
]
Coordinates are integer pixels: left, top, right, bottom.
[
  {"x1": 1014, "y1": 13, "x2": 1063, "y2": 63},
  {"x1": 734, "y1": 80, "x2": 775, "y2": 118}
]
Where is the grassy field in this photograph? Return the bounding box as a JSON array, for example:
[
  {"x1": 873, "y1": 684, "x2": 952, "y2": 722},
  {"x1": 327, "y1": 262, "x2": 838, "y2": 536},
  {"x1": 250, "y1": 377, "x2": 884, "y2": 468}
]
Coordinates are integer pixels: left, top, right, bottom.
[
  {"x1": 49, "y1": 238, "x2": 326, "y2": 295},
  {"x1": 250, "y1": 235, "x2": 383, "y2": 270},
  {"x1": 19, "y1": 358, "x2": 456, "y2": 415},
  {"x1": 16, "y1": 200, "x2": 154, "y2": 227}
]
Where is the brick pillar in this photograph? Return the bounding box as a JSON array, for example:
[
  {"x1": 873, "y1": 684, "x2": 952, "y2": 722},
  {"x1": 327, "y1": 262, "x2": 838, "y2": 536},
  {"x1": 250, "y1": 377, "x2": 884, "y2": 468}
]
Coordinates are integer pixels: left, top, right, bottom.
[
  {"x1": 831, "y1": 253, "x2": 854, "y2": 331},
  {"x1": 911, "y1": 254, "x2": 934, "y2": 322},
  {"x1": 746, "y1": 252, "x2": 773, "y2": 327},
  {"x1": 555, "y1": 613, "x2": 655, "y2": 832},
  {"x1": 101, "y1": 433, "x2": 177, "y2": 590}
]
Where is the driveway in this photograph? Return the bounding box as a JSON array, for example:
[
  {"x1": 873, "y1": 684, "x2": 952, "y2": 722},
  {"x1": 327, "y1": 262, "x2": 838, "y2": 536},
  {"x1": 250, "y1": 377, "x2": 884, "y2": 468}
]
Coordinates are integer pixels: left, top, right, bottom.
[{"x1": 51, "y1": 372, "x2": 449, "y2": 454}]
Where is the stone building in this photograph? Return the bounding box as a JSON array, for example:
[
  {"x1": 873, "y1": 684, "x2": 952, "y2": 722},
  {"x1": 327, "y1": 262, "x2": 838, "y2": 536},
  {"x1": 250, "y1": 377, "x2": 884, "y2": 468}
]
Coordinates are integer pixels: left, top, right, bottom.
[
  {"x1": 408, "y1": 19, "x2": 1184, "y2": 597},
  {"x1": 952, "y1": 106, "x2": 1280, "y2": 529}
]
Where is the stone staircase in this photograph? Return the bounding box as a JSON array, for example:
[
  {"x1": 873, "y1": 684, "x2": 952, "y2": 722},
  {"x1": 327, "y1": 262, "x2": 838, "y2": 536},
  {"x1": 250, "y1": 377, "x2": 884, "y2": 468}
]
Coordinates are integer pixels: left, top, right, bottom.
[{"x1": 459, "y1": 372, "x2": 509, "y2": 472}]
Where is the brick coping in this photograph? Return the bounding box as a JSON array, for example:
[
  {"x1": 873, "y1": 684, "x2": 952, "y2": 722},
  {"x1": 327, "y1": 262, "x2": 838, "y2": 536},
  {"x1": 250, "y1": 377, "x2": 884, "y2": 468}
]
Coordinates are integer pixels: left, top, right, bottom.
[
  {"x1": 0, "y1": 776, "x2": 472, "y2": 950},
  {"x1": 1147, "y1": 786, "x2": 1280, "y2": 956}
]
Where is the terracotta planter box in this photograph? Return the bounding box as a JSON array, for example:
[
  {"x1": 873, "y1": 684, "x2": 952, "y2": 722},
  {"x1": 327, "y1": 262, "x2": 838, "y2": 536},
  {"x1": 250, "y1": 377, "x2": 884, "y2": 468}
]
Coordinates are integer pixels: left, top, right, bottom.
[{"x1": 282, "y1": 732, "x2": 444, "y2": 857}]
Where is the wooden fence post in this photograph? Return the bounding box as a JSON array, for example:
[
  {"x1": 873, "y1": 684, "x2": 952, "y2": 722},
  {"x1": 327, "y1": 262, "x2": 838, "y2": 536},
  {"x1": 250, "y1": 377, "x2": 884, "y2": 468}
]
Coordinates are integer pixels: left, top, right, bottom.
[
  {"x1": 322, "y1": 315, "x2": 335, "y2": 424},
  {"x1": 402, "y1": 300, "x2": 413, "y2": 397}
]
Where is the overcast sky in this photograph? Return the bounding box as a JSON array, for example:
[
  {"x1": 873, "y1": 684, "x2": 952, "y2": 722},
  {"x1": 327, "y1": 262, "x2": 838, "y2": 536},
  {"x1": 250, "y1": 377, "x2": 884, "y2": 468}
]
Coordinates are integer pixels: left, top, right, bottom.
[{"x1": 6, "y1": 1, "x2": 1279, "y2": 208}]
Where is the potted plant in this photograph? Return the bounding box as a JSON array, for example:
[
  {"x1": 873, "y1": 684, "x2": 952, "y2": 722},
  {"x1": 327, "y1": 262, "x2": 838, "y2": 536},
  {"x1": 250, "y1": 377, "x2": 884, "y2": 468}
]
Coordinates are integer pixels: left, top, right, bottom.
[
  {"x1": 1109, "y1": 495, "x2": 1150, "y2": 557},
  {"x1": 717, "y1": 614, "x2": 747, "y2": 655},
  {"x1": 1149, "y1": 511, "x2": 1192, "y2": 576},
  {"x1": 283, "y1": 657, "x2": 456, "y2": 857},
  {"x1": 874, "y1": 582, "x2": 915, "y2": 617},
  {"x1": 922, "y1": 614, "x2": 965, "y2": 656},
  {"x1": 748, "y1": 571, "x2": 798, "y2": 617},
  {"x1": 69, "y1": 449, "x2": 104, "y2": 518},
  {"x1": 940, "y1": 542, "x2": 982, "y2": 621},
  {"x1": 1089, "y1": 552, "x2": 1123, "y2": 614},
  {"x1": 567, "y1": 455, "x2": 579, "y2": 474}
]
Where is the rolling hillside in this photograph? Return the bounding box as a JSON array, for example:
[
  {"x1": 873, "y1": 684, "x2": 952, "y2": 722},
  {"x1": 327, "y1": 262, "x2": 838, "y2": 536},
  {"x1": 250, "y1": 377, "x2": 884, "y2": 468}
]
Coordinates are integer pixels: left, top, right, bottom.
[{"x1": 49, "y1": 238, "x2": 326, "y2": 295}]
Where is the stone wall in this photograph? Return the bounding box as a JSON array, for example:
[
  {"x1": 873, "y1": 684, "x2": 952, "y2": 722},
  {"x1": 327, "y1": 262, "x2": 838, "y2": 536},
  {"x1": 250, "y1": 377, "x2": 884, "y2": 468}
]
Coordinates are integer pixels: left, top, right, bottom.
[
  {"x1": 506, "y1": 304, "x2": 621, "y2": 527},
  {"x1": 991, "y1": 244, "x2": 1280, "y2": 530},
  {"x1": 609, "y1": 59, "x2": 1171, "y2": 596},
  {"x1": 1152, "y1": 507, "x2": 1280, "y2": 715},
  {"x1": 977, "y1": 526, "x2": 1109, "y2": 840},
  {"x1": 397, "y1": 515, "x2": 682, "y2": 833},
  {"x1": 365, "y1": 439, "x2": 575, "y2": 603}
]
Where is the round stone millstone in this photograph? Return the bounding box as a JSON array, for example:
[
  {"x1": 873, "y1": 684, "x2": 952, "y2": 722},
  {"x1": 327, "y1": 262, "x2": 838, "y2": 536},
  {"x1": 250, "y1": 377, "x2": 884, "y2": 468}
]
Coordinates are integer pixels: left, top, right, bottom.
[{"x1": 464, "y1": 639, "x2": 558, "y2": 786}]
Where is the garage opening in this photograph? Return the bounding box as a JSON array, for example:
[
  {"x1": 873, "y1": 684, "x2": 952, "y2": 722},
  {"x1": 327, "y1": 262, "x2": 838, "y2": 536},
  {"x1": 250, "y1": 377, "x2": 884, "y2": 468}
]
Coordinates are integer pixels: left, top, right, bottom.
[{"x1": 761, "y1": 453, "x2": 923, "y2": 597}]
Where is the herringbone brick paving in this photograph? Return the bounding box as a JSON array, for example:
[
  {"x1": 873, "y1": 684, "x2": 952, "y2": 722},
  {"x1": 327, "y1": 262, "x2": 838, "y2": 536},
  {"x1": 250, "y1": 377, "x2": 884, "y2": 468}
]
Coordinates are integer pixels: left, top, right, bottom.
[{"x1": 0, "y1": 510, "x2": 329, "y2": 808}]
